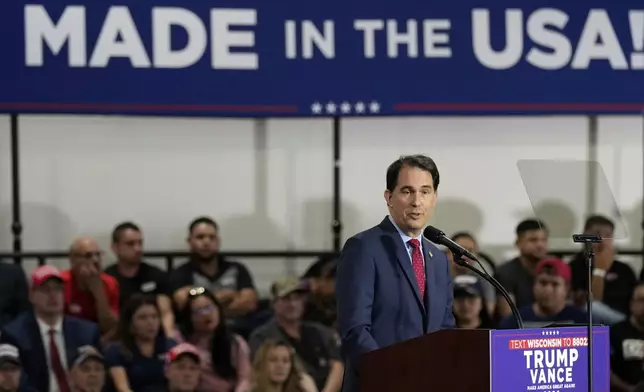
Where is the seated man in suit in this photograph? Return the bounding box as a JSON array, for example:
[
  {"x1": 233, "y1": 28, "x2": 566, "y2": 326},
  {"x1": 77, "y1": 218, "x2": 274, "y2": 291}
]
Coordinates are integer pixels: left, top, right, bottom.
[{"x1": 1, "y1": 265, "x2": 101, "y2": 392}]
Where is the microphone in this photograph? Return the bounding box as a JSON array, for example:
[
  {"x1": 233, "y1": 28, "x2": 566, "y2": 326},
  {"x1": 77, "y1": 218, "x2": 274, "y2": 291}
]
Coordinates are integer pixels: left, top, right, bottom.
[
  {"x1": 424, "y1": 226, "x2": 477, "y2": 261},
  {"x1": 423, "y1": 225, "x2": 525, "y2": 329}
]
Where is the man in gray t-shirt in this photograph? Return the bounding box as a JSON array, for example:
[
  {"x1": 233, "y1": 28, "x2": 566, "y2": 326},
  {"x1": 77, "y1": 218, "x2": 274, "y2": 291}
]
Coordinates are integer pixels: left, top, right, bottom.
[{"x1": 494, "y1": 219, "x2": 549, "y2": 318}]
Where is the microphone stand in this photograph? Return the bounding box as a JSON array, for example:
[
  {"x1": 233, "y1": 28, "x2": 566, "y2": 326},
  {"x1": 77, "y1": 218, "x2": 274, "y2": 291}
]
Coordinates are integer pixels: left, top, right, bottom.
[
  {"x1": 452, "y1": 252, "x2": 524, "y2": 329},
  {"x1": 572, "y1": 234, "x2": 602, "y2": 392}
]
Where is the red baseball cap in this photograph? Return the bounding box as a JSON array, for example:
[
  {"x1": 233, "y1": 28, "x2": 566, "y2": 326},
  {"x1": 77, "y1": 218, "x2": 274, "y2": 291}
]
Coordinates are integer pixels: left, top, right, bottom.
[
  {"x1": 31, "y1": 265, "x2": 63, "y2": 287},
  {"x1": 535, "y1": 258, "x2": 571, "y2": 282},
  {"x1": 166, "y1": 343, "x2": 200, "y2": 365}
]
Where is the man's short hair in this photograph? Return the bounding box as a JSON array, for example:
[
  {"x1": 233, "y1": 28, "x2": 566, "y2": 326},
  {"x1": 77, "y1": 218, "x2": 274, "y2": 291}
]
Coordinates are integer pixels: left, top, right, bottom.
[
  {"x1": 188, "y1": 216, "x2": 218, "y2": 234},
  {"x1": 583, "y1": 215, "x2": 615, "y2": 232},
  {"x1": 451, "y1": 231, "x2": 475, "y2": 243},
  {"x1": 385, "y1": 155, "x2": 440, "y2": 192},
  {"x1": 111, "y1": 222, "x2": 141, "y2": 243},
  {"x1": 516, "y1": 219, "x2": 548, "y2": 237}
]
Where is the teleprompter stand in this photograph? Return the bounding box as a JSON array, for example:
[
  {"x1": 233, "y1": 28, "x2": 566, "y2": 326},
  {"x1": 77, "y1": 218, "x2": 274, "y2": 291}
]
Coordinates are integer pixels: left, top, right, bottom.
[{"x1": 572, "y1": 233, "x2": 602, "y2": 392}]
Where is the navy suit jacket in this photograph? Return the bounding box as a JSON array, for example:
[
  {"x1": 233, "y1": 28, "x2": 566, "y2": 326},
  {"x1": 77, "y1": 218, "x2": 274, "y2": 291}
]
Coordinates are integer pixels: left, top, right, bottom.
[
  {"x1": 0, "y1": 312, "x2": 101, "y2": 392},
  {"x1": 336, "y1": 217, "x2": 455, "y2": 392}
]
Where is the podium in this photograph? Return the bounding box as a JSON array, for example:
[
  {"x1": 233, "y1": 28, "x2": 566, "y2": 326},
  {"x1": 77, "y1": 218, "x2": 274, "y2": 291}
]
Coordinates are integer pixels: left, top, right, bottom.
[{"x1": 359, "y1": 326, "x2": 610, "y2": 392}]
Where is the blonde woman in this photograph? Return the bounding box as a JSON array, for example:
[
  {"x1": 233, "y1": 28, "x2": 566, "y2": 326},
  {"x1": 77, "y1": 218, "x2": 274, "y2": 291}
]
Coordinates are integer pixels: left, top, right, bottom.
[{"x1": 250, "y1": 340, "x2": 317, "y2": 392}]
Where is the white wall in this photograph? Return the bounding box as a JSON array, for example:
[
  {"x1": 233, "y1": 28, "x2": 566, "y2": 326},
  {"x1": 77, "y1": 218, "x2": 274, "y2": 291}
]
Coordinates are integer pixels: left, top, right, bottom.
[
  {"x1": 0, "y1": 115, "x2": 642, "y2": 292},
  {"x1": 596, "y1": 117, "x2": 644, "y2": 272}
]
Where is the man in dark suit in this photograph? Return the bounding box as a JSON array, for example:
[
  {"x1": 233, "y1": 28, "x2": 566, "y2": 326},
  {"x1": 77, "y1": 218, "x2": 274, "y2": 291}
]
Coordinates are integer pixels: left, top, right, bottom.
[
  {"x1": 0, "y1": 260, "x2": 31, "y2": 328},
  {"x1": 336, "y1": 155, "x2": 455, "y2": 392},
  {"x1": 1, "y1": 265, "x2": 101, "y2": 392}
]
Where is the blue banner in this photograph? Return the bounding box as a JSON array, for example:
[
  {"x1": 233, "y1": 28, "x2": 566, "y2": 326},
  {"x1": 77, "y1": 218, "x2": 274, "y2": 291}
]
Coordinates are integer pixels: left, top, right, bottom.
[
  {"x1": 490, "y1": 326, "x2": 610, "y2": 392},
  {"x1": 0, "y1": 1, "x2": 643, "y2": 117}
]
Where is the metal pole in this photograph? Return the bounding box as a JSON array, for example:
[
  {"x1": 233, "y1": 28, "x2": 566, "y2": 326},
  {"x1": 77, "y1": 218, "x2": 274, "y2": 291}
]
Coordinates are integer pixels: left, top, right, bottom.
[
  {"x1": 586, "y1": 116, "x2": 598, "y2": 215},
  {"x1": 9, "y1": 114, "x2": 22, "y2": 264},
  {"x1": 332, "y1": 117, "x2": 342, "y2": 252}
]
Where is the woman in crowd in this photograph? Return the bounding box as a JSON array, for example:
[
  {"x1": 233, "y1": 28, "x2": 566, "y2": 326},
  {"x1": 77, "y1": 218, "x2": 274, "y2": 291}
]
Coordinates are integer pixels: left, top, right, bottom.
[
  {"x1": 452, "y1": 275, "x2": 496, "y2": 329},
  {"x1": 104, "y1": 294, "x2": 178, "y2": 392},
  {"x1": 174, "y1": 287, "x2": 251, "y2": 392},
  {"x1": 250, "y1": 340, "x2": 318, "y2": 392}
]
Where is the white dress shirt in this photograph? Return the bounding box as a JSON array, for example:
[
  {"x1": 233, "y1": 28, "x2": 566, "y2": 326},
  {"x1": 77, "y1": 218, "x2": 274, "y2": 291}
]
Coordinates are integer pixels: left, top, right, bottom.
[{"x1": 36, "y1": 317, "x2": 67, "y2": 392}]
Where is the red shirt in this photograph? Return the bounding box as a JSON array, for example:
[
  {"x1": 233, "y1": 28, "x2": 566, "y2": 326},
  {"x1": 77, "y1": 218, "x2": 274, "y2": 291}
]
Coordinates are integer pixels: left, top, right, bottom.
[{"x1": 61, "y1": 269, "x2": 120, "y2": 322}]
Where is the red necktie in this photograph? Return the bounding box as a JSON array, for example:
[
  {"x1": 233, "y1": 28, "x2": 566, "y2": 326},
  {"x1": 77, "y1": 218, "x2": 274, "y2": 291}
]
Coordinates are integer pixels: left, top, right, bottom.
[
  {"x1": 408, "y1": 239, "x2": 426, "y2": 298},
  {"x1": 48, "y1": 329, "x2": 70, "y2": 392}
]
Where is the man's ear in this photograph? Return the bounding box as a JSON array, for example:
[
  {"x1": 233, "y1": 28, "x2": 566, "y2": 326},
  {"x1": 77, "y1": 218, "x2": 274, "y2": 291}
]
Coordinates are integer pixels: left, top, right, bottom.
[{"x1": 384, "y1": 190, "x2": 392, "y2": 206}]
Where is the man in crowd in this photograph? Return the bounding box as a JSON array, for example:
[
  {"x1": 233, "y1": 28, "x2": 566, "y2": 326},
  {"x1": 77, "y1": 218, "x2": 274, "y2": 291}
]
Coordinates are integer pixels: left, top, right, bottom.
[
  {"x1": 249, "y1": 277, "x2": 343, "y2": 392},
  {"x1": 498, "y1": 258, "x2": 587, "y2": 329},
  {"x1": 68, "y1": 345, "x2": 106, "y2": 392},
  {"x1": 452, "y1": 275, "x2": 495, "y2": 329},
  {"x1": 0, "y1": 344, "x2": 22, "y2": 392},
  {"x1": 444, "y1": 232, "x2": 495, "y2": 315},
  {"x1": 570, "y1": 215, "x2": 635, "y2": 324},
  {"x1": 610, "y1": 282, "x2": 644, "y2": 392},
  {"x1": 164, "y1": 343, "x2": 202, "y2": 392},
  {"x1": 104, "y1": 222, "x2": 175, "y2": 334},
  {"x1": 302, "y1": 256, "x2": 338, "y2": 328},
  {"x1": 170, "y1": 217, "x2": 258, "y2": 333},
  {"x1": 62, "y1": 237, "x2": 119, "y2": 341},
  {"x1": 495, "y1": 219, "x2": 549, "y2": 318},
  {"x1": 1, "y1": 265, "x2": 101, "y2": 392}
]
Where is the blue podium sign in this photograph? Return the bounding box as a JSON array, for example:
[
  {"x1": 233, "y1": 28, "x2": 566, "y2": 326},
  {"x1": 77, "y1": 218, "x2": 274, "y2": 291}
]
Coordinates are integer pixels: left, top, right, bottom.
[
  {"x1": 490, "y1": 327, "x2": 610, "y2": 392},
  {"x1": 0, "y1": 1, "x2": 643, "y2": 117}
]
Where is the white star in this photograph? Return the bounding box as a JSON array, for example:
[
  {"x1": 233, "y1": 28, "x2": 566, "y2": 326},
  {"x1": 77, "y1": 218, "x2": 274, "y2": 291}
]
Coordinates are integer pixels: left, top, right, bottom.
[
  {"x1": 325, "y1": 102, "x2": 336, "y2": 114},
  {"x1": 369, "y1": 101, "x2": 380, "y2": 113},
  {"x1": 311, "y1": 102, "x2": 322, "y2": 114},
  {"x1": 355, "y1": 102, "x2": 366, "y2": 114},
  {"x1": 340, "y1": 102, "x2": 352, "y2": 114}
]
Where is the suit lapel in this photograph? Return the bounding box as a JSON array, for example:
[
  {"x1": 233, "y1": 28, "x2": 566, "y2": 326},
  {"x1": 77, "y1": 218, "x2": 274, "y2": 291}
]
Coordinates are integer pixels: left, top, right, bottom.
[
  {"x1": 423, "y1": 239, "x2": 441, "y2": 330},
  {"x1": 62, "y1": 318, "x2": 77, "y2": 368},
  {"x1": 26, "y1": 313, "x2": 47, "y2": 361},
  {"x1": 380, "y1": 218, "x2": 424, "y2": 308},
  {"x1": 26, "y1": 313, "x2": 50, "y2": 392}
]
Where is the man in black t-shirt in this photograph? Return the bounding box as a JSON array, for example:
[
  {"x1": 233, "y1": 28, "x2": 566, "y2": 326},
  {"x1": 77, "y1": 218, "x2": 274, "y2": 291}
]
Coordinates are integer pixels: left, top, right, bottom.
[
  {"x1": 495, "y1": 219, "x2": 549, "y2": 318},
  {"x1": 170, "y1": 217, "x2": 258, "y2": 321},
  {"x1": 610, "y1": 282, "x2": 644, "y2": 392},
  {"x1": 570, "y1": 215, "x2": 635, "y2": 323},
  {"x1": 249, "y1": 276, "x2": 344, "y2": 392},
  {"x1": 302, "y1": 256, "x2": 338, "y2": 328},
  {"x1": 103, "y1": 222, "x2": 175, "y2": 333}
]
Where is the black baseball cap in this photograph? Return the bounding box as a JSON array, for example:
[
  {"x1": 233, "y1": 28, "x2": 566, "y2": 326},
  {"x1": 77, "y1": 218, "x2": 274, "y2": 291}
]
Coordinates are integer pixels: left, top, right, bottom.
[{"x1": 453, "y1": 275, "x2": 484, "y2": 298}]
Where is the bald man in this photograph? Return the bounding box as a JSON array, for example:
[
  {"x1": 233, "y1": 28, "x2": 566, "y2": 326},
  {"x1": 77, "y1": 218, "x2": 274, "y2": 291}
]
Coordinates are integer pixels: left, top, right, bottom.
[{"x1": 61, "y1": 237, "x2": 120, "y2": 340}]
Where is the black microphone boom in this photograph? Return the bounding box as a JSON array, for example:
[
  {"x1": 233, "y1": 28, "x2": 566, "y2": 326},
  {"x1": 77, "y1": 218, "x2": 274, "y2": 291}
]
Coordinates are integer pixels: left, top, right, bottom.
[
  {"x1": 424, "y1": 226, "x2": 478, "y2": 261},
  {"x1": 423, "y1": 225, "x2": 525, "y2": 329}
]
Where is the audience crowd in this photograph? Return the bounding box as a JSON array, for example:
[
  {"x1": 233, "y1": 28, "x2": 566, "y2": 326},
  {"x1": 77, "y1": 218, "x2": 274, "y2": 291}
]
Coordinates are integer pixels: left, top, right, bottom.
[{"x1": 0, "y1": 214, "x2": 641, "y2": 392}]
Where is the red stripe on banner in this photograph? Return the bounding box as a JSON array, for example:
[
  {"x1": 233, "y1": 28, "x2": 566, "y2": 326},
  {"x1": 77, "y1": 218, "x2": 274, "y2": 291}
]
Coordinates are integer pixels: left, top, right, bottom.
[
  {"x1": 0, "y1": 102, "x2": 299, "y2": 113},
  {"x1": 394, "y1": 102, "x2": 644, "y2": 112}
]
